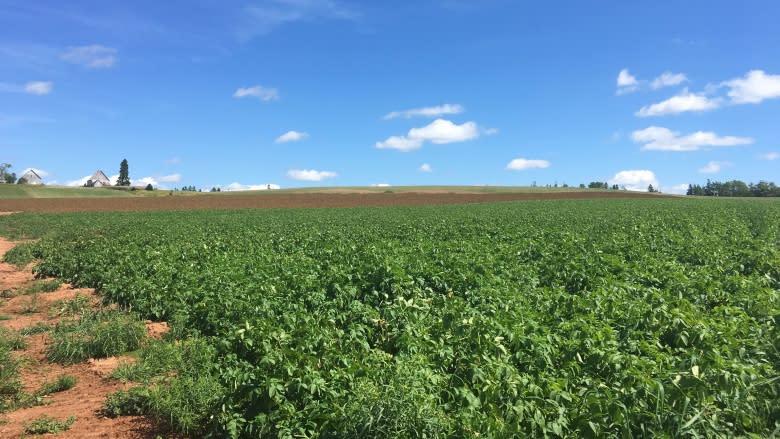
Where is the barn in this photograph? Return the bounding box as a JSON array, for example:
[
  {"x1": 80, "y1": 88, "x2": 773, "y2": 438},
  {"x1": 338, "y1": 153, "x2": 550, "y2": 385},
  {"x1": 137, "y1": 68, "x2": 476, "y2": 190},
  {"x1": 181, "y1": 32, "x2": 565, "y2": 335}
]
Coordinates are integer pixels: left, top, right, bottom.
[
  {"x1": 86, "y1": 170, "x2": 112, "y2": 187},
  {"x1": 19, "y1": 169, "x2": 43, "y2": 185}
]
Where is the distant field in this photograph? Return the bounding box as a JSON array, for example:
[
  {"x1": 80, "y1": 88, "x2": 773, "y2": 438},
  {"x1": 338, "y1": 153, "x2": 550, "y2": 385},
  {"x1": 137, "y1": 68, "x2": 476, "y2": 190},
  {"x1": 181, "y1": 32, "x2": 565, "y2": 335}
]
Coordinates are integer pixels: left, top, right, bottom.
[{"x1": 0, "y1": 187, "x2": 671, "y2": 212}]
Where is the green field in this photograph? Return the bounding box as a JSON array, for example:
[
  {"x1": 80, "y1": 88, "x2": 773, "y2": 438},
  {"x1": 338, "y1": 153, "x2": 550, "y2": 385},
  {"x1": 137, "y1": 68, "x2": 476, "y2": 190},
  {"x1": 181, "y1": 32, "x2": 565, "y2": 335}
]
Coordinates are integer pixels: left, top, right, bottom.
[{"x1": 1, "y1": 199, "x2": 778, "y2": 437}]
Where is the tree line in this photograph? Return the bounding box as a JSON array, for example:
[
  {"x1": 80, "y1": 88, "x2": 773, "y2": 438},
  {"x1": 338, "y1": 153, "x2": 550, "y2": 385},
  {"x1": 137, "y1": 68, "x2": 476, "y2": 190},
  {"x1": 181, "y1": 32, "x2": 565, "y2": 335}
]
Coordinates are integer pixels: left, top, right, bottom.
[{"x1": 687, "y1": 179, "x2": 780, "y2": 197}]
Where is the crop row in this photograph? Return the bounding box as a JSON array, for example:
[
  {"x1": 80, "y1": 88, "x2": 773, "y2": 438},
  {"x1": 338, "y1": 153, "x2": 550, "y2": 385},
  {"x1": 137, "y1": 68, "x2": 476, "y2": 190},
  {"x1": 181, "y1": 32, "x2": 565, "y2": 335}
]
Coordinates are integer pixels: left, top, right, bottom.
[{"x1": 1, "y1": 199, "x2": 778, "y2": 437}]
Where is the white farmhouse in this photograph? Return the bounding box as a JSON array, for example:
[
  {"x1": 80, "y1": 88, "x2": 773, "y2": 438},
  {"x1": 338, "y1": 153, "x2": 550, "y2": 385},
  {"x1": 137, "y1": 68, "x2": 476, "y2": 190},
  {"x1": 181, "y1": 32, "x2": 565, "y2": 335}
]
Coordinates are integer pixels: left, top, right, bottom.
[{"x1": 19, "y1": 169, "x2": 43, "y2": 185}]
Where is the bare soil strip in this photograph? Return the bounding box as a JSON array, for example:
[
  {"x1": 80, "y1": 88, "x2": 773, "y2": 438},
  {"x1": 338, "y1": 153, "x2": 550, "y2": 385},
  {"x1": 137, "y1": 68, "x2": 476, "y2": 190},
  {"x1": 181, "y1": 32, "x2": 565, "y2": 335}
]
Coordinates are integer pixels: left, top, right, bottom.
[
  {"x1": 0, "y1": 191, "x2": 673, "y2": 213},
  {"x1": 0, "y1": 239, "x2": 166, "y2": 438}
]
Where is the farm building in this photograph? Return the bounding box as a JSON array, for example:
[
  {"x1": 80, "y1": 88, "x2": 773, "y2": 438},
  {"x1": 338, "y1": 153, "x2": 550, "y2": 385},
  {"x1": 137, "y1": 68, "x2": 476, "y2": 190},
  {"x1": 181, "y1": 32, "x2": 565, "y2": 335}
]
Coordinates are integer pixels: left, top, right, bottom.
[
  {"x1": 19, "y1": 169, "x2": 43, "y2": 185},
  {"x1": 86, "y1": 170, "x2": 112, "y2": 187}
]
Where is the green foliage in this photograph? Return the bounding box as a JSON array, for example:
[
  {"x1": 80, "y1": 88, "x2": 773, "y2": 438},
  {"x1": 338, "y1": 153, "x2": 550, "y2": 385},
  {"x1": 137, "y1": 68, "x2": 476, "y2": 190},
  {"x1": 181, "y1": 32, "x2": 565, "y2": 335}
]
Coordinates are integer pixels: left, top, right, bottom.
[
  {"x1": 19, "y1": 322, "x2": 53, "y2": 336},
  {"x1": 116, "y1": 158, "x2": 130, "y2": 186},
  {"x1": 23, "y1": 415, "x2": 76, "y2": 434},
  {"x1": 0, "y1": 346, "x2": 22, "y2": 406},
  {"x1": 37, "y1": 374, "x2": 77, "y2": 396},
  {"x1": 47, "y1": 311, "x2": 146, "y2": 364},
  {"x1": 24, "y1": 279, "x2": 62, "y2": 294},
  {"x1": 100, "y1": 387, "x2": 150, "y2": 417},
  {"x1": 0, "y1": 327, "x2": 27, "y2": 351},
  {"x1": 49, "y1": 294, "x2": 91, "y2": 317},
  {"x1": 0, "y1": 199, "x2": 779, "y2": 437}
]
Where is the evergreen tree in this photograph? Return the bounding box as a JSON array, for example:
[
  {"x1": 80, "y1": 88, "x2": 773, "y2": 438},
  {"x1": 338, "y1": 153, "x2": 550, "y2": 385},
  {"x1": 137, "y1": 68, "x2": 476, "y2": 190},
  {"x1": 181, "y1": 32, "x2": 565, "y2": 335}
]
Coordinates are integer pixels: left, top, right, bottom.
[{"x1": 116, "y1": 159, "x2": 131, "y2": 186}]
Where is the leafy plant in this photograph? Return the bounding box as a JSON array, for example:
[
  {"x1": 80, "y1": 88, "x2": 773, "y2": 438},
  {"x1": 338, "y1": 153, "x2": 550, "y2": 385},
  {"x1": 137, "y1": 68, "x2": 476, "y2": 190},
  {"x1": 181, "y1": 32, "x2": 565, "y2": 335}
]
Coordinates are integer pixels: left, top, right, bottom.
[
  {"x1": 23, "y1": 415, "x2": 76, "y2": 434},
  {"x1": 36, "y1": 374, "x2": 77, "y2": 396},
  {"x1": 47, "y1": 311, "x2": 145, "y2": 364}
]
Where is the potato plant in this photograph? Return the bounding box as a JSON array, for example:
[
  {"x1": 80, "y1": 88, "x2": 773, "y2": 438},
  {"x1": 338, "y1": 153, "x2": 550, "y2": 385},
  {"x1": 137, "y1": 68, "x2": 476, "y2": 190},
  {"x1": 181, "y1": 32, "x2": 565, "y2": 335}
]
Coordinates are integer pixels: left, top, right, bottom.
[{"x1": 1, "y1": 199, "x2": 778, "y2": 437}]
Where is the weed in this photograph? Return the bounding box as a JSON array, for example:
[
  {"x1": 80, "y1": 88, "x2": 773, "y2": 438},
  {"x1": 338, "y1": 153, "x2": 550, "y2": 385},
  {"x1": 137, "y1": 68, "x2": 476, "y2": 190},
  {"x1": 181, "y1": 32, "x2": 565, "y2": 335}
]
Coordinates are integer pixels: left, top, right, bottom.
[
  {"x1": 49, "y1": 294, "x2": 90, "y2": 317},
  {"x1": 36, "y1": 375, "x2": 77, "y2": 396},
  {"x1": 20, "y1": 293, "x2": 40, "y2": 315},
  {"x1": 23, "y1": 415, "x2": 76, "y2": 434},
  {"x1": 0, "y1": 289, "x2": 15, "y2": 298},
  {"x1": 0, "y1": 328, "x2": 27, "y2": 350},
  {"x1": 100, "y1": 387, "x2": 150, "y2": 417},
  {"x1": 0, "y1": 314, "x2": 10, "y2": 321},
  {"x1": 19, "y1": 322, "x2": 53, "y2": 336},
  {"x1": 22, "y1": 279, "x2": 62, "y2": 295},
  {"x1": 47, "y1": 311, "x2": 145, "y2": 364}
]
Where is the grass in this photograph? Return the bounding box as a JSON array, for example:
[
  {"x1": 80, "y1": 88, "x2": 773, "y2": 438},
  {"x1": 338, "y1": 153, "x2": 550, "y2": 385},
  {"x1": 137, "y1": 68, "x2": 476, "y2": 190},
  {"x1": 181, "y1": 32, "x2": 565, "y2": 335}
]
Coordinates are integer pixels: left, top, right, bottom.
[
  {"x1": 0, "y1": 313, "x2": 10, "y2": 321},
  {"x1": 23, "y1": 279, "x2": 62, "y2": 295},
  {"x1": 0, "y1": 327, "x2": 27, "y2": 351},
  {"x1": 19, "y1": 293, "x2": 40, "y2": 315},
  {"x1": 23, "y1": 415, "x2": 76, "y2": 434},
  {"x1": 19, "y1": 322, "x2": 53, "y2": 336},
  {"x1": 36, "y1": 374, "x2": 77, "y2": 396},
  {"x1": 100, "y1": 387, "x2": 150, "y2": 417},
  {"x1": 47, "y1": 310, "x2": 145, "y2": 364},
  {"x1": 49, "y1": 294, "x2": 90, "y2": 318}
]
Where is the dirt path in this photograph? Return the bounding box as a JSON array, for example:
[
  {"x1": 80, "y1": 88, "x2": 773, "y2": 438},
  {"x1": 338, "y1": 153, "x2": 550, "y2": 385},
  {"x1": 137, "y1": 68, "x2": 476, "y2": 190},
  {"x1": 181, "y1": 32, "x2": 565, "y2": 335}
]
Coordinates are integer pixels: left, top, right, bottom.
[{"x1": 0, "y1": 238, "x2": 168, "y2": 438}]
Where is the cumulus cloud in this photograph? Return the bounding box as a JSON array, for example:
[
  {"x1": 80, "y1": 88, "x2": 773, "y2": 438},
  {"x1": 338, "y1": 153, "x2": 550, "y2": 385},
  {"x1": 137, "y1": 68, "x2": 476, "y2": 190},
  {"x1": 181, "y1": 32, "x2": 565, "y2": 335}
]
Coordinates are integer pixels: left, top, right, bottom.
[
  {"x1": 617, "y1": 68, "x2": 639, "y2": 94},
  {"x1": 722, "y1": 70, "x2": 780, "y2": 104},
  {"x1": 287, "y1": 169, "x2": 337, "y2": 181},
  {"x1": 157, "y1": 174, "x2": 182, "y2": 183},
  {"x1": 275, "y1": 130, "x2": 309, "y2": 143},
  {"x1": 370, "y1": 183, "x2": 391, "y2": 187},
  {"x1": 636, "y1": 89, "x2": 721, "y2": 117},
  {"x1": 650, "y1": 72, "x2": 688, "y2": 89},
  {"x1": 222, "y1": 182, "x2": 280, "y2": 191},
  {"x1": 383, "y1": 104, "x2": 464, "y2": 120},
  {"x1": 506, "y1": 158, "x2": 550, "y2": 171},
  {"x1": 631, "y1": 126, "x2": 753, "y2": 151},
  {"x1": 419, "y1": 163, "x2": 432, "y2": 173},
  {"x1": 61, "y1": 45, "x2": 118, "y2": 68},
  {"x1": 698, "y1": 161, "x2": 731, "y2": 174},
  {"x1": 65, "y1": 175, "x2": 91, "y2": 187},
  {"x1": 376, "y1": 136, "x2": 423, "y2": 152},
  {"x1": 664, "y1": 183, "x2": 690, "y2": 195},
  {"x1": 608, "y1": 170, "x2": 659, "y2": 191},
  {"x1": 376, "y1": 119, "x2": 480, "y2": 152},
  {"x1": 233, "y1": 85, "x2": 279, "y2": 101},
  {"x1": 23, "y1": 81, "x2": 53, "y2": 95},
  {"x1": 758, "y1": 151, "x2": 778, "y2": 160}
]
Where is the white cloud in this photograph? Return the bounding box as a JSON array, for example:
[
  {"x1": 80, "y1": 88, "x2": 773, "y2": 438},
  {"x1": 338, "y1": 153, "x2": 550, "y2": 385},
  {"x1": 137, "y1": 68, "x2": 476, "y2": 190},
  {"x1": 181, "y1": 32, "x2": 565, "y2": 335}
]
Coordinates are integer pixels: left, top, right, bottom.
[
  {"x1": 222, "y1": 182, "x2": 280, "y2": 191},
  {"x1": 370, "y1": 183, "x2": 391, "y2": 187},
  {"x1": 163, "y1": 158, "x2": 181, "y2": 165},
  {"x1": 376, "y1": 119, "x2": 480, "y2": 152},
  {"x1": 65, "y1": 175, "x2": 91, "y2": 187},
  {"x1": 157, "y1": 174, "x2": 182, "y2": 183},
  {"x1": 664, "y1": 183, "x2": 690, "y2": 195},
  {"x1": 636, "y1": 89, "x2": 721, "y2": 117},
  {"x1": 484, "y1": 127, "x2": 499, "y2": 136},
  {"x1": 722, "y1": 70, "x2": 780, "y2": 104},
  {"x1": 23, "y1": 81, "x2": 53, "y2": 95},
  {"x1": 609, "y1": 170, "x2": 659, "y2": 191},
  {"x1": 376, "y1": 135, "x2": 423, "y2": 152},
  {"x1": 632, "y1": 126, "x2": 753, "y2": 152},
  {"x1": 61, "y1": 45, "x2": 118, "y2": 68},
  {"x1": 698, "y1": 161, "x2": 731, "y2": 174},
  {"x1": 233, "y1": 85, "x2": 279, "y2": 101},
  {"x1": 419, "y1": 163, "x2": 432, "y2": 173},
  {"x1": 650, "y1": 72, "x2": 688, "y2": 89},
  {"x1": 383, "y1": 104, "x2": 464, "y2": 120},
  {"x1": 275, "y1": 130, "x2": 309, "y2": 143},
  {"x1": 506, "y1": 158, "x2": 551, "y2": 171},
  {"x1": 758, "y1": 151, "x2": 778, "y2": 160},
  {"x1": 239, "y1": 1, "x2": 359, "y2": 39},
  {"x1": 408, "y1": 119, "x2": 479, "y2": 144},
  {"x1": 287, "y1": 169, "x2": 337, "y2": 181},
  {"x1": 617, "y1": 68, "x2": 639, "y2": 94}
]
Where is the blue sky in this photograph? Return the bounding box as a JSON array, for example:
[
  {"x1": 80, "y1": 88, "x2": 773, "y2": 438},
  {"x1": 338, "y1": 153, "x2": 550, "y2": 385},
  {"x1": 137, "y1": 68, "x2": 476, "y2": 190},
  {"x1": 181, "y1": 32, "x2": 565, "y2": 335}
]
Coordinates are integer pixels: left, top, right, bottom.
[{"x1": 1, "y1": 0, "x2": 778, "y2": 191}]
